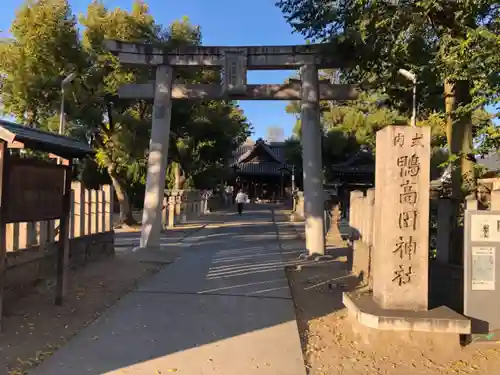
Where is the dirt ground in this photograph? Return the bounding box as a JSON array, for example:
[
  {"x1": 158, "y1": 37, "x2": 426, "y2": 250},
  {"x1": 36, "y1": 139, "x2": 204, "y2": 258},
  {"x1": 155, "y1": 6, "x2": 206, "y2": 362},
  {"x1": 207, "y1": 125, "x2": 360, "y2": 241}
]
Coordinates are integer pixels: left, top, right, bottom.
[
  {"x1": 0, "y1": 252, "x2": 162, "y2": 375},
  {"x1": 284, "y1": 241, "x2": 500, "y2": 375}
]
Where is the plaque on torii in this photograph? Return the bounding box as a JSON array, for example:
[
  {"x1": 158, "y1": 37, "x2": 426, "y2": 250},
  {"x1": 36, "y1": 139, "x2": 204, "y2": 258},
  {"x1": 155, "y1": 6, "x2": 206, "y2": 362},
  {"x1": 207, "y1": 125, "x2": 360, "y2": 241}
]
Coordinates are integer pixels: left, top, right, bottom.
[{"x1": 221, "y1": 50, "x2": 247, "y2": 96}]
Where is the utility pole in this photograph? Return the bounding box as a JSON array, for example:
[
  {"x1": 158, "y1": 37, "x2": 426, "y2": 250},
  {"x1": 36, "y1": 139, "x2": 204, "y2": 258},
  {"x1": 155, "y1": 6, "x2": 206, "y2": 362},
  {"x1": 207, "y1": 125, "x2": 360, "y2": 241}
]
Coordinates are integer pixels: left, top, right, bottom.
[{"x1": 58, "y1": 73, "x2": 76, "y2": 164}]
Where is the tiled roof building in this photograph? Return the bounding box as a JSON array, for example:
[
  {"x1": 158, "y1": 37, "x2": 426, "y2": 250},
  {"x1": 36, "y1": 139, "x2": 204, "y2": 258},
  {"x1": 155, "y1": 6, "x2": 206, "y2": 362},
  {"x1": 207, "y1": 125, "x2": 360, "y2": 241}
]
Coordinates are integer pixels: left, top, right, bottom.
[
  {"x1": 229, "y1": 139, "x2": 291, "y2": 200},
  {"x1": 230, "y1": 139, "x2": 291, "y2": 176},
  {"x1": 228, "y1": 138, "x2": 375, "y2": 201}
]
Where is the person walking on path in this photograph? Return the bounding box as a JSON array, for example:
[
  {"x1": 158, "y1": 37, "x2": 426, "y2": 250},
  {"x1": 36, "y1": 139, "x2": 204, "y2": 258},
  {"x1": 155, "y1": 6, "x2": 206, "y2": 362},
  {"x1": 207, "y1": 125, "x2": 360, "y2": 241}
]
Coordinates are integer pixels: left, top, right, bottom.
[{"x1": 235, "y1": 189, "x2": 248, "y2": 215}]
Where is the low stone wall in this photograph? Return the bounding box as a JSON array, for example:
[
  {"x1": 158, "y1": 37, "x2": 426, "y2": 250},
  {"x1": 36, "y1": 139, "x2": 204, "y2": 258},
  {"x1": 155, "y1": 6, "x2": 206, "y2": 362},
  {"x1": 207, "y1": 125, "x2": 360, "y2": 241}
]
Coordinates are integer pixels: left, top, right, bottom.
[
  {"x1": 351, "y1": 240, "x2": 372, "y2": 287},
  {"x1": 162, "y1": 190, "x2": 223, "y2": 228},
  {"x1": 347, "y1": 189, "x2": 375, "y2": 287},
  {"x1": 5, "y1": 232, "x2": 114, "y2": 302},
  {"x1": 291, "y1": 191, "x2": 334, "y2": 221},
  {"x1": 347, "y1": 188, "x2": 466, "y2": 290},
  {"x1": 347, "y1": 184, "x2": 500, "y2": 312}
]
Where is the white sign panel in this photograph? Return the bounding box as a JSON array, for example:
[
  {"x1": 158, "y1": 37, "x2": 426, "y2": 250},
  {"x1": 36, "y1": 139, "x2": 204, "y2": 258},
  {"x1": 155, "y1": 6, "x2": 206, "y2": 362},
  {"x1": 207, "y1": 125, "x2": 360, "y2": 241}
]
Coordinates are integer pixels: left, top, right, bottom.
[
  {"x1": 471, "y1": 246, "x2": 496, "y2": 290},
  {"x1": 470, "y1": 214, "x2": 500, "y2": 243}
]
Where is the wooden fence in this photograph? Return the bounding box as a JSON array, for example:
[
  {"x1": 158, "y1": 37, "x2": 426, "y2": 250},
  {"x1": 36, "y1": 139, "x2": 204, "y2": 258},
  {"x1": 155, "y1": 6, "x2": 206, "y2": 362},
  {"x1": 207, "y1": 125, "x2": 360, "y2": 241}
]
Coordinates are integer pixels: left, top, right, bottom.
[{"x1": 5, "y1": 182, "x2": 113, "y2": 252}]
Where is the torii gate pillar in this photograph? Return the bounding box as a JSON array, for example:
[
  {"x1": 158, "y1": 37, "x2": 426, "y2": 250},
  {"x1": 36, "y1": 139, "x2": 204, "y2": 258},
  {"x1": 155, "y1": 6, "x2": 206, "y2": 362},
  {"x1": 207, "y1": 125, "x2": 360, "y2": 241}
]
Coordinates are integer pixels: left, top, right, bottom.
[
  {"x1": 300, "y1": 64, "x2": 325, "y2": 255},
  {"x1": 138, "y1": 65, "x2": 173, "y2": 249}
]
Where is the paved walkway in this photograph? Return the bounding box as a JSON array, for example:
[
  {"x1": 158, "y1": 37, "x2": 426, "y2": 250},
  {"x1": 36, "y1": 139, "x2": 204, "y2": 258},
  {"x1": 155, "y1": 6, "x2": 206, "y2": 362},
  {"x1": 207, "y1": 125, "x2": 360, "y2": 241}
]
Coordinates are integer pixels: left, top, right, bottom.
[{"x1": 30, "y1": 206, "x2": 306, "y2": 375}]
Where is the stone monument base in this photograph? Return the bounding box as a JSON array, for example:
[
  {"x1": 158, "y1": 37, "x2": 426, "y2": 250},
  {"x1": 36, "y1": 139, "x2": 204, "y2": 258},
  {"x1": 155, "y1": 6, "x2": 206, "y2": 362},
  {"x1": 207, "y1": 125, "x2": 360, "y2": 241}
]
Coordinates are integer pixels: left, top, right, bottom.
[{"x1": 343, "y1": 292, "x2": 471, "y2": 334}]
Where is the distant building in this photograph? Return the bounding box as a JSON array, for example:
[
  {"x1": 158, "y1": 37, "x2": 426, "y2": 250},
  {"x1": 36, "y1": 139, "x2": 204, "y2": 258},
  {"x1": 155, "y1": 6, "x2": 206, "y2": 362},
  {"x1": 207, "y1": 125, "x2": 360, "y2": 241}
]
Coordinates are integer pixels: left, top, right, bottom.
[
  {"x1": 229, "y1": 138, "x2": 292, "y2": 200},
  {"x1": 327, "y1": 150, "x2": 375, "y2": 188},
  {"x1": 325, "y1": 150, "x2": 375, "y2": 216},
  {"x1": 228, "y1": 138, "x2": 376, "y2": 202}
]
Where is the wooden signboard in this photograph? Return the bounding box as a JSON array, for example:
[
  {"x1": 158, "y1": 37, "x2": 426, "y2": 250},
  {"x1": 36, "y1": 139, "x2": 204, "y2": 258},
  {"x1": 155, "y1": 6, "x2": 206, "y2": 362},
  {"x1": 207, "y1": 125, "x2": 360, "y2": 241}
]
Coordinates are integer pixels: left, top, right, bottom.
[
  {"x1": 3, "y1": 157, "x2": 66, "y2": 223},
  {"x1": 0, "y1": 122, "x2": 93, "y2": 332}
]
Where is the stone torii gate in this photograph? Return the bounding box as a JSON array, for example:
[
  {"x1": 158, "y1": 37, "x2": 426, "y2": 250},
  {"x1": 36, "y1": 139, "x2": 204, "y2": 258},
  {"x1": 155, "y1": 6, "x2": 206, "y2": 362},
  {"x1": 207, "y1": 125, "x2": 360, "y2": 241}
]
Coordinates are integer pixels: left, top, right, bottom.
[{"x1": 105, "y1": 41, "x2": 358, "y2": 255}]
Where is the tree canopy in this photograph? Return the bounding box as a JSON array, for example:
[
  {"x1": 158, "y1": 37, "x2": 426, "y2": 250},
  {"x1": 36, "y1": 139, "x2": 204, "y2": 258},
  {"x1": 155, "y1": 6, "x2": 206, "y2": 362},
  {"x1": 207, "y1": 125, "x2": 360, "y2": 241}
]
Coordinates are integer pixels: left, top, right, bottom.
[
  {"x1": 0, "y1": 0, "x2": 252, "y2": 224},
  {"x1": 0, "y1": 0, "x2": 83, "y2": 125},
  {"x1": 284, "y1": 89, "x2": 407, "y2": 180},
  {"x1": 277, "y1": 0, "x2": 499, "y2": 111},
  {"x1": 284, "y1": 72, "x2": 493, "y2": 184},
  {"x1": 277, "y1": 0, "x2": 500, "y2": 194}
]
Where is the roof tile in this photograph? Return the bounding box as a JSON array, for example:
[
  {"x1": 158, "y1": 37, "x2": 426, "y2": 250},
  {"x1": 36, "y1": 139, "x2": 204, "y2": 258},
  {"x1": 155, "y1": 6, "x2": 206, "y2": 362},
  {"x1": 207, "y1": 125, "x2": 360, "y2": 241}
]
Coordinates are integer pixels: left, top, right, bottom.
[{"x1": 0, "y1": 120, "x2": 94, "y2": 158}]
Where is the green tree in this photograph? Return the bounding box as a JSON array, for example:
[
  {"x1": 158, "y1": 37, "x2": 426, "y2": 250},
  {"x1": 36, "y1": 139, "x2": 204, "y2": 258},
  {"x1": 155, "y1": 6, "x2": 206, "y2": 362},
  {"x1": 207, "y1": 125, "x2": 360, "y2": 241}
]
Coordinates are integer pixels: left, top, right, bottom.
[
  {"x1": 285, "y1": 90, "x2": 407, "y2": 158},
  {"x1": 277, "y1": 0, "x2": 500, "y2": 195},
  {"x1": 73, "y1": 0, "x2": 162, "y2": 224},
  {"x1": 79, "y1": 9, "x2": 250, "y2": 221},
  {"x1": 0, "y1": 1, "x2": 251, "y2": 224},
  {"x1": 168, "y1": 100, "x2": 251, "y2": 190},
  {"x1": 284, "y1": 87, "x2": 489, "y2": 181},
  {"x1": 0, "y1": 0, "x2": 83, "y2": 125},
  {"x1": 80, "y1": 8, "x2": 251, "y2": 202}
]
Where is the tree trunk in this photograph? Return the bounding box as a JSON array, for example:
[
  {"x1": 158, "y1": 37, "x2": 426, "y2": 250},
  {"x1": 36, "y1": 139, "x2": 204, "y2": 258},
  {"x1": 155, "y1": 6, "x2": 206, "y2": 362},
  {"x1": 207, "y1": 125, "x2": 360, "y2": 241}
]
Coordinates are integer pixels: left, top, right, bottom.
[
  {"x1": 107, "y1": 166, "x2": 137, "y2": 226},
  {"x1": 444, "y1": 79, "x2": 474, "y2": 198}
]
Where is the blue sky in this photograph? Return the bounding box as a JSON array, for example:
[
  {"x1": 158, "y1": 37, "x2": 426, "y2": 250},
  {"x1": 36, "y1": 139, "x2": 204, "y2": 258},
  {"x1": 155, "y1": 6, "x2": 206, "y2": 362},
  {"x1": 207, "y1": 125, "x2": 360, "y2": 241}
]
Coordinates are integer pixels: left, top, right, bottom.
[
  {"x1": 0, "y1": 0, "x2": 304, "y2": 139},
  {"x1": 1, "y1": 0, "x2": 497, "y2": 135}
]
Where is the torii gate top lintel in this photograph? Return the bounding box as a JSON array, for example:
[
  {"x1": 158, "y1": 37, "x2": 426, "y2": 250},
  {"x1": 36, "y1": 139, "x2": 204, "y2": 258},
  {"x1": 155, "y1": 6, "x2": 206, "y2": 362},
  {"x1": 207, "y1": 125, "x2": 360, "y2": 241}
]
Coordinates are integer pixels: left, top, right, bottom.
[{"x1": 105, "y1": 39, "x2": 345, "y2": 70}]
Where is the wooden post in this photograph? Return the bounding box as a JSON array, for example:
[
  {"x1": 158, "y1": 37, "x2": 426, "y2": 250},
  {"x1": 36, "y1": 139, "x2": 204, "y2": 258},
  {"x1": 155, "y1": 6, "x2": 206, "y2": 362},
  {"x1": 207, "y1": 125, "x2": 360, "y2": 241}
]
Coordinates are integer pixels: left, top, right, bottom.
[
  {"x1": 85, "y1": 187, "x2": 91, "y2": 235},
  {"x1": 0, "y1": 141, "x2": 8, "y2": 330},
  {"x1": 102, "y1": 184, "x2": 113, "y2": 232},
  {"x1": 71, "y1": 182, "x2": 85, "y2": 237},
  {"x1": 91, "y1": 189, "x2": 98, "y2": 234},
  {"x1": 55, "y1": 160, "x2": 72, "y2": 305},
  {"x1": 69, "y1": 189, "x2": 75, "y2": 238}
]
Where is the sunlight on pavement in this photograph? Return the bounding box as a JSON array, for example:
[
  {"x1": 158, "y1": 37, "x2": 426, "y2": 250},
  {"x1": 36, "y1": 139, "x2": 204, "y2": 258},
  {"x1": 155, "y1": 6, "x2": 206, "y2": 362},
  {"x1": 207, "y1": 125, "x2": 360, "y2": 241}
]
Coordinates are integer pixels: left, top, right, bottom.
[{"x1": 102, "y1": 321, "x2": 303, "y2": 375}]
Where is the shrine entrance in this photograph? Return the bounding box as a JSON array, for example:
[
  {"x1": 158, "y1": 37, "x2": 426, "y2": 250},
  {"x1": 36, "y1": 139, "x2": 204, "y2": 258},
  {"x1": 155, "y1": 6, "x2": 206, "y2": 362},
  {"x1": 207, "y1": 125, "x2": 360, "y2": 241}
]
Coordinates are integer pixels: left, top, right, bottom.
[
  {"x1": 230, "y1": 138, "x2": 292, "y2": 203},
  {"x1": 105, "y1": 41, "x2": 358, "y2": 255}
]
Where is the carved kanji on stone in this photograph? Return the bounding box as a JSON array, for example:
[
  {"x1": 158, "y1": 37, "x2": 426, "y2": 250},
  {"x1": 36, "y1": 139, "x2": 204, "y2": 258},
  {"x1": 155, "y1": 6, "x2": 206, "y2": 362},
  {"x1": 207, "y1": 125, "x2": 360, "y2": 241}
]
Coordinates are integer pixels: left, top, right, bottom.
[
  {"x1": 392, "y1": 265, "x2": 415, "y2": 286},
  {"x1": 393, "y1": 236, "x2": 416, "y2": 260},
  {"x1": 397, "y1": 154, "x2": 420, "y2": 178}
]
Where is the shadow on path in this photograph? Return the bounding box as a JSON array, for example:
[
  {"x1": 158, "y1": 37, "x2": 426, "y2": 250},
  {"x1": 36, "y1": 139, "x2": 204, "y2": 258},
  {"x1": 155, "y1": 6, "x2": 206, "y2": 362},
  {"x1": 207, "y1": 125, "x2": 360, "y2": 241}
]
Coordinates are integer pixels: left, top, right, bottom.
[{"x1": 29, "y1": 205, "x2": 329, "y2": 375}]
